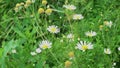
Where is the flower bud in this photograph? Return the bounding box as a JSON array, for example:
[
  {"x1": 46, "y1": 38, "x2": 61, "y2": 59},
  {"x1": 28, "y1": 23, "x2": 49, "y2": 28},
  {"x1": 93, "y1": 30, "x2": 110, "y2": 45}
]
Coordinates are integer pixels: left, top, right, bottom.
[
  {"x1": 38, "y1": 8, "x2": 45, "y2": 14},
  {"x1": 45, "y1": 8, "x2": 52, "y2": 15}
]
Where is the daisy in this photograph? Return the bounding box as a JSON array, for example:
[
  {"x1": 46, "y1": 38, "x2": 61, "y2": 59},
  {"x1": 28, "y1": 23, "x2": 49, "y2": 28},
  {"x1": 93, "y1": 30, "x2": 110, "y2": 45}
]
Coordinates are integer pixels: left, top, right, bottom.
[
  {"x1": 104, "y1": 48, "x2": 111, "y2": 54},
  {"x1": 85, "y1": 31, "x2": 97, "y2": 37},
  {"x1": 60, "y1": 39, "x2": 63, "y2": 42},
  {"x1": 67, "y1": 33, "x2": 74, "y2": 39},
  {"x1": 73, "y1": 14, "x2": 84, "y2": 20},
  {"x1": 76, "y1": 41, "x2": 93, "y2": 51},
  {"x1": 63, "y1": 5, "x2": 76, "y2": 10},
  {"x1": 47, "y1": 25, "x2": 60, "y2": 34},
  {"x1": 36, "y1": 48, "x2": 42, "y2": 53},
  {"x1": 31, "y1": 0, "x2": 35, "y2": 3},
  {"x1": 39, "y1": 40, "x2": 52, "y2": 49},
  {"x1": 67, "y1": 33, "x2": 74, "y2": 41},
  {"x1": 11, "y1": 49, "x2": 17, "y2": 53},
  {"x1": 30, "y1": 52, "x2": 37, "y2": 56},
  {"x1": 104, "y1": 21, "x2": 112, "y2": 28}
]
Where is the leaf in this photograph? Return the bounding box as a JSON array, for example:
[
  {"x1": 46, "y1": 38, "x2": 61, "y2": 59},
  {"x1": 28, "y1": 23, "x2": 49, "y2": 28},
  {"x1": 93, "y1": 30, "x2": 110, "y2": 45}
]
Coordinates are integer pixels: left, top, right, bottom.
[
  {"x1": 13, "y1": 28, "x2": 26, "y2": 39},
  {"x1": 0, "y1": 48, "x2": 3, "y2": 58},
  {"x1": 0, "y1": 40, "x2": 21, "y2": 68}
]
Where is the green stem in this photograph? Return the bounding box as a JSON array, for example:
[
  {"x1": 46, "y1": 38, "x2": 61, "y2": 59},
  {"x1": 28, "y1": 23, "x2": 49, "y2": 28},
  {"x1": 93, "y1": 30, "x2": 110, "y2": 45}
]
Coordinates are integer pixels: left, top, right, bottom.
[{"x1": 49, "y1": 49, "x2": 60, "y2": 64}]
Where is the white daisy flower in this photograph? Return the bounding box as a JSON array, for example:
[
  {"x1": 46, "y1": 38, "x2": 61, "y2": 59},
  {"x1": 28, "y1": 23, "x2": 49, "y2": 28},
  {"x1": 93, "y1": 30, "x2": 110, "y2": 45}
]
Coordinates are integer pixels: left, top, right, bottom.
[
  {"x1": 77, "y1": 37, "x2": 80, "y2": 41},
  {"x1": 104, "y1": 48, "x2": 111, "y2": 54},
  {"x1": 36, "y1": 48, "x2": 41, "y2": 53},
  {"x1": 118, "y1": 47, "x2": 120, "y2": 51},
  {"x1": 63, "y1": 5, "x2": 76, "y2": 10},
  {"x1": 85, "y1": 31, "x2": 97, "y2": 37},
  {"x1": 31, "y1": 0, "x2": 35, "y2": 3},
  {"x1": 47, "y1": 25, "x2": 60, "y2": 34},
  {"x1": 60, "y1": 39, "x2": 63, "y2": 42},
  {"x1": 76, "y1": 41, "x2": 93, "y2": 51},
  {"x1": 30, "y1": 52, "x2": 37, "y2": 56},
  {"x1": 11, "y1": 49, "x2": 17, "y2": 53},
  {"x1": 112, "y1": 62, "x2": 116, "y2": 66},
  {"x1": 73, "y1": 14, "x2": 84, "y2": 20},
  {"x1": 39, "y1": 40, "x2": 52, "y2": 49},
  {"x1": 104, "y1": 21, "x2": 112, "y2": 28},
  {"x1": 67, "y1": 33, "x2": 74, "y2": 39},
  {"x1": 67, "y1": 33, "x2": 74, "y2": 41}
]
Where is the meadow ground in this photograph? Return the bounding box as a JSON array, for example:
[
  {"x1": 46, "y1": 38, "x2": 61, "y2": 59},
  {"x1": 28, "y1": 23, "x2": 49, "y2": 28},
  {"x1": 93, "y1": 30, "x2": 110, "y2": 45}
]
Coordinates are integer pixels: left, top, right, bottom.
[{"x1": 0, "y1": 0, "x2": 120, "y2": 68}]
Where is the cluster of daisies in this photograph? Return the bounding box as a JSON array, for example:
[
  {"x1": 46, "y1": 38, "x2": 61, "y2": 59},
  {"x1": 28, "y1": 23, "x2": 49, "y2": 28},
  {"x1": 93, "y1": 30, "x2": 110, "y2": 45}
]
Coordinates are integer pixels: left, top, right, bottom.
[
  {"x1": 12, "y1": 1, "x2": 120, "y2": 67},
  {"x1": 30, "y1": 4, "x2": 119, "y2": 56},
  {"x1": 63, "y1": 4, "x2": 84, "y2": 20},
  {"x1": 31, "y1": 40, "x2": 52, "y2": 56}
]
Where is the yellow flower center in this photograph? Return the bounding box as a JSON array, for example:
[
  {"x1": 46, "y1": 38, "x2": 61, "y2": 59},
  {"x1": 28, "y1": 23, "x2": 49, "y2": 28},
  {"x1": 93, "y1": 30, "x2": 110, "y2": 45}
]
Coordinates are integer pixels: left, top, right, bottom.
[
  {"x1": 104, "y1": 21, "x2": 109, "y2": 25},
  {"x1": 88, "y1": 33, "x2": 93, "y2": 37},
  {"x1": 82, "y1": 45, "x2": 88, "y2": 50},
  {"x1": 75, "y1": 16, "x2": 80, "y2": 19},
  {"x1": 42, "y1": 44, "x2": 48, "y2": 49},
  {"x1": 51, "y1": 28, "x2": 56, "y2": 32}
]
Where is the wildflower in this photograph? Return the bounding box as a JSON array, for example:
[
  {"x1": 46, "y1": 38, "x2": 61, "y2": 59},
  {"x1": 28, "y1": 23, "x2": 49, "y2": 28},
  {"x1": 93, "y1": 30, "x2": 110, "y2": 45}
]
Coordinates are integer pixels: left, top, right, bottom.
[
  {"x1": 118, "y1": 47, "x2": 120, "y2": 51},
  {"x1": 33, "y1": 64, "x2": 35, "y2": 66},
  {"x1": 31, "y1": 0, "x2": 35, "y2": 3},
  {"x1": 38, "y1": 8, "x2": 44, "y2": 14},
  {"x1": 24, "y1": 4, "x2": 29, "y2": 8},
  {"x1": 16, "y1": 3, "x2": 21, "y2": 7},
  {"x1": 14, "y1": 3, "x2": 23, "y2": 12},
  {"x1": 47, "y1": 25, "x2": 60, "y2": 34},
  {"x1": 67, "y1": 33, "x2": 74, "y2": 39},
  {"x1": 77, "y1": 37, "x2": 80, "y2": 41},
  {"x1": 30, "y1": 52, "x2": 37, "y2": 56},
  {"x1": 20, "y1": 2, "x2": 24, "y2": 5},
  {"x1": 45, "y1": 8, "x2": 53, "y2": 15},
  {"x1": 42, "y1": 0, "x2": 47, "y2": 5},
  {"x1": 36, "y1": 48, "x2": 42, "y2": 53},
  {"x1": 99, "y1": 25, "x2": 103, "y2": 30},
  {"x1": 76, "y1": 41, "x2": 93, "y2": 51},
  {"x1": 14, "y1": 7, "x2": 19, "y2": 12},
  {"x1": 60, "y1": 39, "x2": 63, "y2": 42},
  {"x1": 47, "y1": 5, "x2": 50, "y2": 8},
  {"x1": 68, "y1": 51, "x2": 74, "y2": 59},
  {"x1": 112, "y1": 62, "x2": 116, "y2": 66},
  {"x1": 67, "y1": 33, "x2": 74, "y2": 41},
  {"x1": 104, "y1": 21, "x2": 112, "y2": 28},
  {"x1": 63, "y1": 5, "x2": 76, "y2": 10},
  {"x1": 85, "y1": 31, "x2": 97, "y2": 37},
  {"x1": 26, "y1": 0, "x2": 32, "y2": 5},
  {"x1": 39, "y1": 40, "x2": 52, "y2": 49},
  {"x1": 73, "y1": 14, "x2": 84, "y2": 20},
  {"x1": 104, "y1": 48, "x2": 111, "y2": 54},
  {"x1": 65, "y1": 60, "x2": 72, "y2": 68},
  {"x1": 60, "y1": 16, "x2": 62, "y2": 19},
  {"x1": 11, "y1": 49, "x2": 16, "y2": 53}
]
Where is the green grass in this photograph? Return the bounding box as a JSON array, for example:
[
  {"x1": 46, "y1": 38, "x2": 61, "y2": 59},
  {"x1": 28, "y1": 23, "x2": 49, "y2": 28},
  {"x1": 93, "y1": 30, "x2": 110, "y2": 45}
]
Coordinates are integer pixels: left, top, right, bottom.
[{"x1": 0, "y1": 0, "x2": 120, "y2": 68}]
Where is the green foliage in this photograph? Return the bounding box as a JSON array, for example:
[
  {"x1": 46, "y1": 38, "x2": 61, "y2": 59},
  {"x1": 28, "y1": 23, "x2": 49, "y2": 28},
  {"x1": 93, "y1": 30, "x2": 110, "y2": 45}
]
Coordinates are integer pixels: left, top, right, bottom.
[{"x1": 0, "y1": 0, "x2": 120, "y2": 68}]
